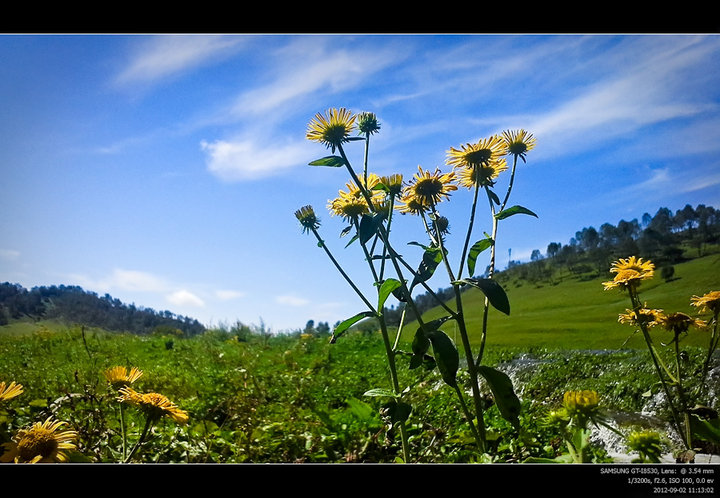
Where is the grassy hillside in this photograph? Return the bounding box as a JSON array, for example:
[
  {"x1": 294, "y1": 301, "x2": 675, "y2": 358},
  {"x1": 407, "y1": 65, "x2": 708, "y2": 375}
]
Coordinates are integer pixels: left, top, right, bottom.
[{"x1": 416, "y1": 253, "x2": 720, "y2": 350}]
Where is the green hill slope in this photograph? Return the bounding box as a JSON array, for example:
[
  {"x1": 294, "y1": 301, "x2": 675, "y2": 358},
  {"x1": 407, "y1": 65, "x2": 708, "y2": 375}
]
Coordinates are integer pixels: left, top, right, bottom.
[{"x1": 416, "y1": 253, "x2": 720, "y2": 350}]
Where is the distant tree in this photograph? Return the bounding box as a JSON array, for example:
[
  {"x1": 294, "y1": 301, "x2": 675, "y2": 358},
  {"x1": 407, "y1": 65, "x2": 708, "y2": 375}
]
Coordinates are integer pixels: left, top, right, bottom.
[{"x1": 531, "y1": 249, "x2": 543, "y2": 261}]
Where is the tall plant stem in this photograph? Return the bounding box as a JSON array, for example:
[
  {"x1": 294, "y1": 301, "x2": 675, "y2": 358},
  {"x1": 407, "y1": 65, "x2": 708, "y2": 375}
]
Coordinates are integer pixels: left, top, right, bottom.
[
  {"x1": 124, "y1": 416, "x2": 154, "y2": 463},
  {"x1": 457, "y1": 182, "x2": 481, "y2": 280},
  {"x1": 432, "y1": 209, "x2": 486, "y2": 452}
]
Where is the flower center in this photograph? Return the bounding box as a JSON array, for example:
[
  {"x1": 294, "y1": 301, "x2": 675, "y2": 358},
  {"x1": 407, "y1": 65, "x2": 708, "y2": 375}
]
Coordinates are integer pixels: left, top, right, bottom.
[
  {"x1": 17, "y1": 429, "x2": 58, "y2": 460},
  {"x1": 464, "y1": 149, "x2": 493, "y2": 166}
]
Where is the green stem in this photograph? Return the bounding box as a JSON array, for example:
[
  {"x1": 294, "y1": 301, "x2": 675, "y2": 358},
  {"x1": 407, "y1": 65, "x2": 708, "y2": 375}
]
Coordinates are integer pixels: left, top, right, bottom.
[
  {"x1": 124, "y1": 416, "x2": 154, "y2": 463},
  {"x1": 457, "y1": 182, "x2": 481, "y2": 280}
]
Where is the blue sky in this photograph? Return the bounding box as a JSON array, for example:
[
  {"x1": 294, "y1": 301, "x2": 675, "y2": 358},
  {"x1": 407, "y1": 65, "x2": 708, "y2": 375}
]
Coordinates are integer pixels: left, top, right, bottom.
[{"x1": 1, "y1": 34, "x2": 719, "y2": 332}]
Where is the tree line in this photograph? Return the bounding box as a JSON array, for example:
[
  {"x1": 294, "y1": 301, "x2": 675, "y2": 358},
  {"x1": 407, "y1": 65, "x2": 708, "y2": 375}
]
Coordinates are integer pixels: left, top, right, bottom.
[
  {"x1": 0, "y1": 283, "x2": 205, "y2": 336},
  {"x1": 378, "y1": 203, "x2": 720, "y2": 327}
]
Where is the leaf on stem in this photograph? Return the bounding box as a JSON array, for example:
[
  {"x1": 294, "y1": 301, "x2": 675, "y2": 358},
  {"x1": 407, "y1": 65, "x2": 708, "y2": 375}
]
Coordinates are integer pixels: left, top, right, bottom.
[
  {"x1": 467, "y1": 237, "x2": 494, "y2": 277},
  {"x1": 359, "y1": 212, "x2": 385, "y2": 244},
  {"x1": 494, "y1": 205, "x2": 538, "y2": 220},
  {"x1": 457, "y1": 278, "x2": 510, "y2": 315},
  {"x1": 477, "y1": 365, "x2": 521, "y2": 430},
  {"x1": 428, "y1": 330, "x2": 459, "y2": 387},
  {"x1": 330, "y1": 311, "x2": 376, "y2": 343},
  {"x1": 363, "y1": 388, "x2": 399, "y2": 398},
  {"x1": 378, "y1": 278, "x2": 402, "y2": 310},
  {"x1": 308, "y1": 155, "x2": 346, "y2": 167},
  {"x1": 411, "y1": 246, "x2": 444, "y2": 290}
]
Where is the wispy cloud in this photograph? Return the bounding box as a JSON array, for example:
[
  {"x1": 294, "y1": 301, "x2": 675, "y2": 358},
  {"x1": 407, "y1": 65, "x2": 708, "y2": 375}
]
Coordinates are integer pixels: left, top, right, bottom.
[
  {"x1": 215, "y1": 289, "x2": 245, "y2": 301},
  {"x1": 0, "y1": 249, "x2": 20, "y2": 261},
  {"x1": 276, "y1": 295, "x2": 310, "y2": 307},
  {"x1": 167, "y1": 289, "x2": 205, "y2": 308},
  {"x1": 114, "y1": 35, "x2": 247, "y2": 87}
]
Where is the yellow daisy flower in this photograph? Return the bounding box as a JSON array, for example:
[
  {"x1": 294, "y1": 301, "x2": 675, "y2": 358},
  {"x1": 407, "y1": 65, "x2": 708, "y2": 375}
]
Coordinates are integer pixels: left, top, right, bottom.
[
  {"x1": 306, "y1": 107, "x2": 356, "y2": 152},
  {"x1": 0, "y1": 381, "x2": 23, "y2": 402},
  {"x1": 379, "y1": 173, "x2": 404, "y2": 197},
  {"x1": 118, "y1": 387, "x2": 189, "y2": 424},
  {"x1": 618, "y1": 307, "x2": 665, "y2": 328},
  {"x1": 104, "y1": 366, "x2": 144, "y2": 390},
  {"x1": 602, "y1": 256, "x2": 655, "y2": 291},
  {"x1": 656, "y1": 312, "x2": 707, "y2": 335},
  {"x1": 454, "y1": 158, "x2": 508, "y2": 188},
  {"x1": 502, "y1": 129, "x2": 536, "y2": 160},
  {"x1": 0, "y1": 417, "x2": 77, "y2": 463},
  {"x1": 691, "y1": 290, "x2": 720, "y2": 314},
  {"x1": 403, "y1": 166, "x2": 457, "y2": 208},
  {"x1": 446, "y1": 135, "x2": 505, "y2": 169},
  {"x1": 395, "y1": 191, "x2": 428, "y2": 216},
  {"x1": 327, "y1": 173, "x2": 384, "y2": 221},
  {"x1": 563, "y1": 390, "x2": 600, "y2": 418}
]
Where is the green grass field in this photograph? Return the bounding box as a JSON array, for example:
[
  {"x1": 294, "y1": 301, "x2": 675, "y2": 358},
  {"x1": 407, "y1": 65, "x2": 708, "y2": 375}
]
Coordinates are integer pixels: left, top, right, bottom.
[{"x1": 417, "y1": 253, "x2": 720, "y2": 350}]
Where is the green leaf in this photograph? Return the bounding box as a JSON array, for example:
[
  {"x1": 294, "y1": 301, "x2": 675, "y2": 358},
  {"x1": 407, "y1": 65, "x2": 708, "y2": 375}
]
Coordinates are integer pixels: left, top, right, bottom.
[
  {"x1": 308, "y1": 155, "x2": 346, "y2": 167},
  {"x1": 330, "y1": 311, "x2": 375, "y2": 343},
  {"x1": 383, "y1": 400, "x2": 412, "y2": 427},
  {"x1": 458, "y1": 278, "x2": 510, "y2": 315},
  {"x1": 487, "y1": 188, "x2": 501, "y2": 205},
  {"x1": 467, "y1": 237, "x2": 493, "y2": 277},
  {"x1": 689, "y1": 414, "x2": 720, "y2": 443},
  {"x1": 477, "y1": 365, "x2": 521, "y2": 430},
  {"x1": 359, "y1": 212, "x2": 385, "y2": 244},
  {"x1": 378, "y1": 278, "x2": 402, "y2": 310},
  {"x1": 363, "y1": 388, "x2": 400, "y2": 398},
  {"x1": 495, "y1": 205, "x2": 538, "y2": 220},
  {"x1": 411, "y1": 246, "x2": 444, "y2": 290},
  {"x1": 344, "y1": 234, "x2": 358, "y2": 248},
  {"x1": 428, "y1": 330, "x2": 459, "y2": 387}
]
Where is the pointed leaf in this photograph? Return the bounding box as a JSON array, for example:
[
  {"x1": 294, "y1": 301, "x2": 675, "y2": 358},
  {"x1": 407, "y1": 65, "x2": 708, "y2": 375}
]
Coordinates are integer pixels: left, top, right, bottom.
[
  {"x1": 411, "y1": 246, "x2": 444, "y2": 290},
  {"x1": 411, "y1": 327, "x2": 431, "y2": 356},
  {"x1": 495, "y1": 205, "x2": 538, "y2": 220},
  {"x1": 477, "y1": 365, "x2": 521, "y2": 429},
  {"x1": 378, "y1": 278, "x2": 402, "y2": 310},
  {"x1": 487, "y1": 188, "x2": 501, "y2": 205},
  {"x1": 459, "y1": 278, "x2": 510, "y2": 315},
  {"x1": 359, "y1": 212, "x2": 385, "y2": 244},
  {"x1": 467, "y1": 237, "x2": 493, "y2": 277},
  {"x1": 428, "y1": 330, "x2": 459, "y2": 387},
  {"x1": 308, "y1": 155, "x2": 346, "y2": 167},
  {"x1": 330, "y1": 311, "x2": 375, "y2": 343},
  {"x1": 363, "y1": 388, "x2": 399, "y2": 398}
]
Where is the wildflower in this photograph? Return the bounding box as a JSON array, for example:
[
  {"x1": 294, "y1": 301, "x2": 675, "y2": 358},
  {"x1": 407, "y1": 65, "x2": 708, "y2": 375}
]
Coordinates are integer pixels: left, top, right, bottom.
[
  {"x1": 118, "y1": 387, "x2": 189, "y2": 424},
  {"x1": 691, "y1": 290, "x2": 720, "y2": 315},
  {"x1": 602, "y1": 256, "x2": 655, "y2": 291},
  {"x1": 656, "y1": 312, "x2": 707, "y2": 335},
  {"x1": 618, "y1": 306, "x2": 665, "y2": 328},
  {"x1": 104, "y1": 366, "x2": 143, "y2": 390},
  {"x1": 306, "y1": 107, "x2": 356, "y2": 152},
  {"x1": 562, "y1": 390, "x2": 603, "y2": 425},
  {"x1": 378, "y1": 174, "x2": 404, "y2": 197},
  {"x1": 395, "y1": 191, "x2": 428, "y2": 216},
  {"x1": 627, "y1": 430, "x2": 663, "y2": 463},
  {"x1": 403, "y1": 166, "x2": 457, "y2": 208},
  {"x1": 502, "y1": 129, "x2": 536, "y2": 161},
  {"x1": 357, "y1": 111, "x2": 381, "y2": 135},
  {"x1": 295, "y1": 205, "x2": 321, "y2": 233},
  {"x1": 0, "y1": 417, "x2": 77, "y2": 463},
  {"x1": 454, "y1": 158, "x2": 508, "y2": 188},
  {"x1": 0, "y1": 381, "x2": 23, "y2": 402},
  {"x1": 328, "y1": 174, "x2": 384, "y2": 221},
  {"x1": 446, "y1": 135, "x2": 505, "y2": 169}
]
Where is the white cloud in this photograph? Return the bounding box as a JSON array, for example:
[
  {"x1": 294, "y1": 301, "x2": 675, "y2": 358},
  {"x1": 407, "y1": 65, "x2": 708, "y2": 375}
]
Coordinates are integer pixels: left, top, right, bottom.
[
  {"x1": 215, "y1": 289, "x2": 246, "y2": 300},
  {"x1": 114, "y1": 35, "x2": 246, "y2": 87},
  {"x1": 105, "y1": 269, "x2": 168, "y2": 293},
  {"x1": 276, "y1": 295, "x2": 310, "y2": 307},
  {"x1": 166, "y1": 290, "x2": 205, "y2": 308},
  {"x1": 0, "y1": 249, "x2": 20, "y2": 261},
  {"x1": 201, "y1": 137, "x2": 312, "y2": 182}
]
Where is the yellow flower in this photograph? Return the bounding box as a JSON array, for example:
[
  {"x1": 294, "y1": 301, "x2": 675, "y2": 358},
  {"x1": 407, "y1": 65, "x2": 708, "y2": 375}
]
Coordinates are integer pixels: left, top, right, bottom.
[
  {"x1": 563, "y1": 390, "x2": 600, "y2": 419},
  {"x1": 656, "y1": 312, "x2": 707, "y2": 335},
  {"x1": 104, "y1": 366, "x2": 143, "y2": 390},
  {"x1": 328, "y1": 173, "x2": 384, "y2": 221},
  {"x1": 0, "y1": 417, "x2": 77, "y2": 463},
  {"x1": 403, "y1": 166, "x2": 457, "y2": 208},
  {"x1": 454, "y1": 158, "x2": 508, "y2": 188},
  {"x1": 502, "y1": 129, "x2": 536, "y2": 160},
  {"x1": 618, "y1": 306, "x2": 665, "y2": 328},
  {"x1": 306, "y1": 107, "x2": 356, "y2": 152},
  {"x1": 446, "y1": 135, "x2": 505, "y2": 169},
  {"x1": 379, "y1": 173, "x2": 404, "y2": 197},
  {"x1": 118, "y1": 387, "x2": 189, "y2": 424},
  {"x1": 395, "y1": 191, "x2": 429, "y2": 216},
  {"x1": 602, "y1": 256, "x2": 655, "y2": 291},
  {"x1": 295, "y1": 205, "x2": 321, "y2": 233},
  {"x1": 0, "y1": 381, "x2": 23, "y2": 403},
  {"x1": 691, "y1": 290, "x2": 720, "y2": 315}
]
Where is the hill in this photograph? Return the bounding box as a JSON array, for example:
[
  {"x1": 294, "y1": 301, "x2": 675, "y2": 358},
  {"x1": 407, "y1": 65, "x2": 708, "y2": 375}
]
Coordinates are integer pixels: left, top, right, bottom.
[
  {"x1": 0, "y1": 283, "x2": 205, "y2": 336},
  {"x1": 416, "y1": 252, "x2": 719, "y2": 350}
]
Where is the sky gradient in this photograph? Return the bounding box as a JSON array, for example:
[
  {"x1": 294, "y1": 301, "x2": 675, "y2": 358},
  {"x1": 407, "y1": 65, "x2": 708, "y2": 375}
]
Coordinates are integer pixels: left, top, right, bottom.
[{"x1": 1, "y1": 34, "x2": 719, "y2": 332}]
